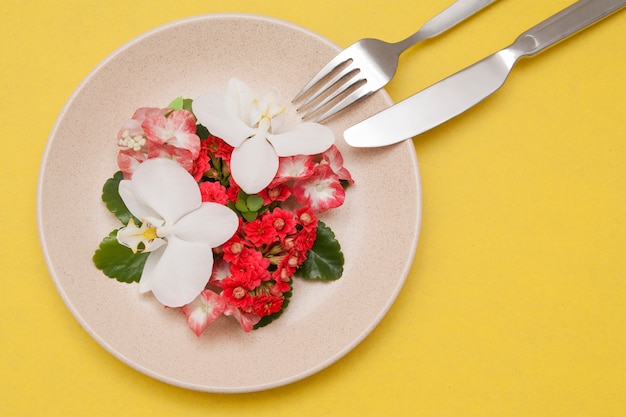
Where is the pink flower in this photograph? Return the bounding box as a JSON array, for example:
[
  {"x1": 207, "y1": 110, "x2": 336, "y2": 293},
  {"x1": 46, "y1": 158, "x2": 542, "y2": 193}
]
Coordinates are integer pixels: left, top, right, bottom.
[
  {"x1": 223, "y1": 303, "x2": 260, "y2": 332},
  {"x1": 292, "y1": 164, "x2": 345, "y2": 212},
  {"x1": 271, "y1": 155, "x2": 315, "y2": 186},
  {"x1": 142, "y1": 109, "x2": 201, "y2": 158},
  {"x1": 181, "y1": 290, "x2": 227, "y2": 336},
  {"x1": 321, "y1": 145, "x2": 354, "y2": 184},
  {"x1": 117, "y1": 149, "x2": 146, "y2": 179},
  {"x1": 146, "y1": 141, "x2": 195, "y2": 173},
  {"x1": 117, "y1": 107, "x2": 170, "y2": 147},
  {"x1": 209, "y1": 257, "x2": 231, "y2": 284}
]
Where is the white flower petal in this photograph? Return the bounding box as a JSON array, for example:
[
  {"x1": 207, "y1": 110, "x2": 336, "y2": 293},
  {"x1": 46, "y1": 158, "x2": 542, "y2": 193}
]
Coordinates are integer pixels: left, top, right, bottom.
[
  {"x1": 138, "y1": 245, "x2": 164, "y2": 293},
  {"x1": 227, "y1": 78, "x2": 256, "y2": 125},
  {"x1": 193, "y1": 92, "x2": 253, "y2": 147},
  {"x1": 140, "y1": 236, "x2": 214, "y2": 307},
  {"x1": 268, "y1": 122, "x2": 335, "y2": 156},
  {"x1": 172, "y1": 202, "x2": 239, "y2": 247},
  {"x1": 230, "y1": 134, "x2": 279, "y2": 194},
  {"x1": 118, "y1": 180, "x2": 161, "y2": 221},
  {"x1": 128, "y1": 158, "x2": 201, "y2": 225}
]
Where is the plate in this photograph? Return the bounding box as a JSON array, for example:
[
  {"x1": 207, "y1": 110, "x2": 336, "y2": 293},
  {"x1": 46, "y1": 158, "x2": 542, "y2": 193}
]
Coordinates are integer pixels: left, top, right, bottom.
[{"x1": 37, "y1": 14, "x2": 421, "y2": 393}]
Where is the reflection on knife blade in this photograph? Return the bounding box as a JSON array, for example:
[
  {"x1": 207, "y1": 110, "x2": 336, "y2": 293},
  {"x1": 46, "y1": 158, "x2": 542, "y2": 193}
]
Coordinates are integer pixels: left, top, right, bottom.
[{"x1": 343, "y1": 0, "x2": 626, "y2": 148}]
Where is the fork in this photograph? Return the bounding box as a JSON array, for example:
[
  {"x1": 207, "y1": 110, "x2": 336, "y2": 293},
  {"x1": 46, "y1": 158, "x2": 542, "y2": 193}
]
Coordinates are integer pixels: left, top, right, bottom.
[{"x1": 293, "y1": 0, "x2": 499, "y2": 122}]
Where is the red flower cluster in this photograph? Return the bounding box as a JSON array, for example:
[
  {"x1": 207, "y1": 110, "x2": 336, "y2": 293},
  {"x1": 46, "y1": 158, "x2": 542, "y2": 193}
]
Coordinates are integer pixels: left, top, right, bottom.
[{"x1": 214, "y1": 206, "x2": 317, "y2": 320}]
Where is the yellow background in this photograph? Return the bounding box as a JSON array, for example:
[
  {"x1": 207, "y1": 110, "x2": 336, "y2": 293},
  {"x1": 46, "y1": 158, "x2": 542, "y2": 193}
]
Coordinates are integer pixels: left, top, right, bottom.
[{"x1": 1, "y1": 1, "x2": 624, "y2": 416}]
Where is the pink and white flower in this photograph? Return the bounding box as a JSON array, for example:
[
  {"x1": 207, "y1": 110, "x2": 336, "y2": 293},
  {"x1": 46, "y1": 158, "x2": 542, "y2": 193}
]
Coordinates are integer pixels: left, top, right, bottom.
[
  {"x1": 142, "y1": 109, "x2": 201, "y2": 158},
  {"x1": 180, "y1": 290, "x2": 227, "y2": 336},
  {"x1": 292, "y1": 164, "x2": 345, "y2": 212},
  {"x1": 192, "y1": 78, "x2": 335, "y2": 194}
]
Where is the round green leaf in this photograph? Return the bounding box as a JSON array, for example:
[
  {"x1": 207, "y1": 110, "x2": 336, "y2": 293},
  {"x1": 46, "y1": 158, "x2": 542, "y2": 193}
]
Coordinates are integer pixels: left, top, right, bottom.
[
  {"x1": 246, "y1": 195, "x2": 264, "y2": 212},
  {"x1": 93, "y1": 230, "x2": 149, "y2": 283},
  {"x1": 298, "y1": 221, "x2": 344, "y2": 280}
]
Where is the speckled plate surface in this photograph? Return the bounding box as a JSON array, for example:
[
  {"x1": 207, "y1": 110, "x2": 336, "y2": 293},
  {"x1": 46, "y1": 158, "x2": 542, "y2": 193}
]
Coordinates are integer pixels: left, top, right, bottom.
[{"x1": 37, "y1": 14, "x2": 421, "y2": 393}]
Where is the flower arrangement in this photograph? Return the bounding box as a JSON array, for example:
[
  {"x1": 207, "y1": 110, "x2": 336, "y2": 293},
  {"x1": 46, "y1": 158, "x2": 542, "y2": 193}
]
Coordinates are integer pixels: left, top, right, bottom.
[{"x1": 93, "y1": 78, "x2": 352, "y2": 335}]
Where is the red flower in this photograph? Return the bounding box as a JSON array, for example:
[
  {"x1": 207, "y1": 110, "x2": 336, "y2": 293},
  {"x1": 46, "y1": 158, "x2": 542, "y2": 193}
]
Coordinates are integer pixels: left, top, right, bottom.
[
  {"x1": 199, "y1": 181, "x2": 228, "y2": 204},
  {"x1": 206, "y1": 134, "x2": 233, "y2": 160},
  {"x1": 258, "y1": 184, "x2": 291, "y2": 205},
  {"x1": 222, "y1": 236, "x2": 249, "y2": 264},
  {"x1": 230, "y1": 248, "x2": 271, "y2": 286},
  {"x1": 262, "y1": 208, "x2": 297, "y2": 240},
  {"x1": 252, "y1": 294, "x2": 284, "y2": 316},
  {"x1": 293, "y1": 230, "x2": 316, "y2": 253},
  {"x1": 190, "y1": 140, "x2": 211, "y2": 181},
  {"x1": 243, "y1": 217, "x2": 279, "y2": 246},
  {"x1": 225, "y1": 180, "x2": 241, "y2": 203},
  {"x1": 220, "y1": 276, "x2": 254, "y2": 308},
  {"x1": 295, "y1": 206, "x2": 318, "y2": 233},
  {"x1": 271, "y1": 275, "x2": 292, "y2": 293}
]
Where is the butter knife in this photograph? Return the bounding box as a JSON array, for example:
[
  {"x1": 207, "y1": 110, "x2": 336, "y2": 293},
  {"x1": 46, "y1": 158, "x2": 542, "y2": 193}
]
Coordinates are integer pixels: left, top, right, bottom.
[{"x1": 344, "y1": 0, "x2": 626, "y2": 148}]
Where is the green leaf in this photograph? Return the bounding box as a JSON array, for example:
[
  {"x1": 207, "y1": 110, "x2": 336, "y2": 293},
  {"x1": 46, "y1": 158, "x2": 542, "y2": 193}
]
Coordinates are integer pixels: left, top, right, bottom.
[
  {"x1": 167, "y1": 97, "x2": 193, "y2": 113},
  {"x1": 235, "y1": 199, "x2": 249, "y2": 213},
  {"x1": 196, "y1": 124, "x2": 209, "y2": 139},
  {"x1": 242, "y1": 210, "x2": 258, "y2": 222},
  {"x1": 253, "y1": 287, "x2": 293, "y2": 329},
  {"x1": 102, "y1": 171, "x2": 136, "y2": 225},
  {"x1": 246, "y1": 194, "x2": 264, "y2": 212},
  {"x1": 93, "y1": 230, "x2": 149, "y2": 283},
  {"x1": 167, "y1": 96, "x2": 184, "y2": 110},
  {"x1": 181, "y1": 98, "x2": 194, "y2": 113},
  {"x1": 298, "y1": 221, "x2": 344, "y2": 280}
]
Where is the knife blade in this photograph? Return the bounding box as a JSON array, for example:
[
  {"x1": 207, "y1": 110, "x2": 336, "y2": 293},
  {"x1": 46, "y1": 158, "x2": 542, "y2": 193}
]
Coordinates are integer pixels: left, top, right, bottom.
[{"x1": 343, "y1": 0, "x2": 626, "y2": 148}]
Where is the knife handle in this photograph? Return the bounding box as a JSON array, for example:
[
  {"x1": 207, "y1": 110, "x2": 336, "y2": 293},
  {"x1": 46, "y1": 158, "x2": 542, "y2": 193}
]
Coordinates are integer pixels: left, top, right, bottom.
[{"x1": 516, "y1": 0, "x2": 625, "y2": 56}]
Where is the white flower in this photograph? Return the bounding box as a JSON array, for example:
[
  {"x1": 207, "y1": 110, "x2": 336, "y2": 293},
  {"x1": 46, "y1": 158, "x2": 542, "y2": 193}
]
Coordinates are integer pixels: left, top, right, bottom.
[
  {"x1": 192, "y1": 78, "x2": 335, "y2": 194},
  {"x1": 117, "y1": 158, "x2": 238, "y2": 307}
]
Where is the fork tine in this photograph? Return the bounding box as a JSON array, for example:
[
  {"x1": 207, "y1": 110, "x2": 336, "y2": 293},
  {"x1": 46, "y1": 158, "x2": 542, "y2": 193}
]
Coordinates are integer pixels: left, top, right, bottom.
[
  {"x1": 311, "y1": 83, "x2": 375, "y2": 122},
  {"x1": 292, "y1": 51, "x2": 352, "y2": 103},
  {"x1": 295, "y1": 61, "x2": 358, "y2": 110},
  {"x1": 299, "y1": 76, "x2": 364, "y2": 119}
]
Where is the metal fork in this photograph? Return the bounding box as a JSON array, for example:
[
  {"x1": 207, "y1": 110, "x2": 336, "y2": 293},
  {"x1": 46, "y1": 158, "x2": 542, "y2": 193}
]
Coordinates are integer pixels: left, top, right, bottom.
[{"x1": 293, "y1": 0, "x2": 499, "y2": 122}]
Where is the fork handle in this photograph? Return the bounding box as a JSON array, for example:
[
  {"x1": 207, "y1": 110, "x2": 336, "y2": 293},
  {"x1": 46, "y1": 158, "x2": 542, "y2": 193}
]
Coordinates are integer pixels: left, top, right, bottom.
[{"x1": 394, "y1": 0, "x2": 498, "y2": 52}]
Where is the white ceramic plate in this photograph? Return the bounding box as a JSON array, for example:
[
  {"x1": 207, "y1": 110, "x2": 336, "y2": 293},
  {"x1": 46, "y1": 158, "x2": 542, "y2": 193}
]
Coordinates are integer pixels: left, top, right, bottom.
[{"x1": 37, "y1": 14, "x2": 421, "y2": 393}]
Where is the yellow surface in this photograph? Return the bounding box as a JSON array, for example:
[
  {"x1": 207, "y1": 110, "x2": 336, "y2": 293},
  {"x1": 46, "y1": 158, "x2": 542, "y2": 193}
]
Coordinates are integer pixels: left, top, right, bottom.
[{"x1": 1, "y1": 0, "x2": 624, "y2": 415}]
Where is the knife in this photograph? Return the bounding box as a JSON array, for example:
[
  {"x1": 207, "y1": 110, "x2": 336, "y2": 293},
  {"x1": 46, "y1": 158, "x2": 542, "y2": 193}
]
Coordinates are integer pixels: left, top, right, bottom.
[{"x1": 343, "y1": 0, "x2": 626, "y2": 148}]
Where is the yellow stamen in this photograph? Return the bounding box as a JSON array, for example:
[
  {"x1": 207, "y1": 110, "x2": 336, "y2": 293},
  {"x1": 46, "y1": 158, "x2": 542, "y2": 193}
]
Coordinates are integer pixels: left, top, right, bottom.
[{"x1": 143, "y1": 227, "x2": 158, "y2": 241}]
